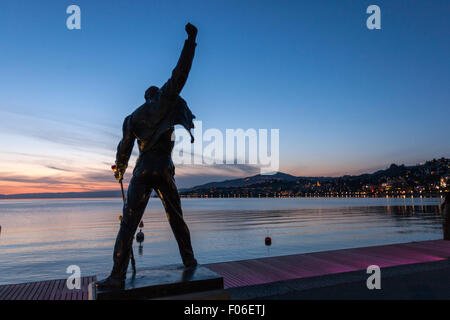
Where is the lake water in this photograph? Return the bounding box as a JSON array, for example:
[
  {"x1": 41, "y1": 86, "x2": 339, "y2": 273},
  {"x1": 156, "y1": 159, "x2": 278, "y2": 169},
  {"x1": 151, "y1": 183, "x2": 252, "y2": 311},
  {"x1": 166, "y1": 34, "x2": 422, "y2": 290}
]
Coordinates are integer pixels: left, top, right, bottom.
[{"x1": 0, "y1": 197, "x2": 444, "y2": 285}]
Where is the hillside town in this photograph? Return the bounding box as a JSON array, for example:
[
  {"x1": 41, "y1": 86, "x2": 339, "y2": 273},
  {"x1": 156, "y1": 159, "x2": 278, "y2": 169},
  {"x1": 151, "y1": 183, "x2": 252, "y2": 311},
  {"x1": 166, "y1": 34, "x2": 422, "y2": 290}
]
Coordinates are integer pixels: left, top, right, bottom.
[{"x1": 180, "y1": 158, "x2": 450, "y2": 198}]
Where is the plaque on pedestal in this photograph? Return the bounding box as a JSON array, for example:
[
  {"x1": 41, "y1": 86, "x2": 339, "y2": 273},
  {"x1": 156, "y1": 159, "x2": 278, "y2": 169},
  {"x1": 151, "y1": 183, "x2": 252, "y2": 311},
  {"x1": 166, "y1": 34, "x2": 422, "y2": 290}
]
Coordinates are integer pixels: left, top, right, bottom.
[{"x1": 89, "y1": 264, "x2": 225, "y2": 300}]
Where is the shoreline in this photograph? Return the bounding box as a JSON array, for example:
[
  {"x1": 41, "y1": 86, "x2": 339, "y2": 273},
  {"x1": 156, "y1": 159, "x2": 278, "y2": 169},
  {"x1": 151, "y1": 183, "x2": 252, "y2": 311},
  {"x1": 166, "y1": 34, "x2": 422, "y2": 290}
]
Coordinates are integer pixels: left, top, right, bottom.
[{"x1": 0, "y1": 195, "x2": 446, "y2": 201}]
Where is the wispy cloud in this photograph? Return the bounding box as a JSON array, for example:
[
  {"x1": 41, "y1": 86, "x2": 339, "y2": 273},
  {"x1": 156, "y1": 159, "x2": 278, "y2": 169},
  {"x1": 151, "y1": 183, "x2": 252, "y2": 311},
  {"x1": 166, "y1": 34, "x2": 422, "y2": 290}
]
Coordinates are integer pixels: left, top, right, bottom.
[
  {"x1": 0, "y1": 110, "x2": 271, "y2": 194},
  {"x1": 44, "y1": 165, "x2": 77, "y2": 172}
]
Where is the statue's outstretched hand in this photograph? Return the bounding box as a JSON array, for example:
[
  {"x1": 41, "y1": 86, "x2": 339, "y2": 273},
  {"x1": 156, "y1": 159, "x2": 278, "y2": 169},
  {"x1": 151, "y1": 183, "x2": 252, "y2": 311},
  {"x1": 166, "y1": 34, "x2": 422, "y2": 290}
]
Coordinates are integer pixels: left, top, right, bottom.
[{"x1": 185, "y1": 23, "x2": 197, "y2": 39}]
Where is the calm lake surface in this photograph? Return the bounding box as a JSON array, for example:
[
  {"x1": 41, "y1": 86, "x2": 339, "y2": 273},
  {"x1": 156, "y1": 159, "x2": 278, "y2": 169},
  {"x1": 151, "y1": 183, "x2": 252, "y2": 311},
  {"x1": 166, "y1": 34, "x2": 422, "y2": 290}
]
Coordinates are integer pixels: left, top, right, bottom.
[{"x1": 0, "y1": 197, "x2": 444, "y2": 285}]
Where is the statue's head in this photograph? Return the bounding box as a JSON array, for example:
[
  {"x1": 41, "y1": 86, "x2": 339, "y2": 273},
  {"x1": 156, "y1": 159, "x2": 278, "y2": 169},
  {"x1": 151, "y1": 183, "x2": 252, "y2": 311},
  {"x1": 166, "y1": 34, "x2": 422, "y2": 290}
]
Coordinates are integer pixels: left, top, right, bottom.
[{"x1": 145, "y1": 86, "x2": 159, "y2": 102}]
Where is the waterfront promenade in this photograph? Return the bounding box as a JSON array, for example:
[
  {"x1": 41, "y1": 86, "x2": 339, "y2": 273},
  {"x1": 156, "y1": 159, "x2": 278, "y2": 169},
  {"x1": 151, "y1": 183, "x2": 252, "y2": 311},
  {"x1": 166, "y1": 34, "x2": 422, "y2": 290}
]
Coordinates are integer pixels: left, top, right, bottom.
[{"x1": 1, "y1": 240, "x2": 449, "y2": 300}]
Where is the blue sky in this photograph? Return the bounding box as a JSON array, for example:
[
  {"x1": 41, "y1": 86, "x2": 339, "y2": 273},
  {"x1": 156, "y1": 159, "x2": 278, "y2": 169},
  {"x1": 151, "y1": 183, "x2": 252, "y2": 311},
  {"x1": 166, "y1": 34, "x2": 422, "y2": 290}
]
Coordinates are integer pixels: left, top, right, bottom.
[{"x1": 0, "y1": 0, "x2": 449, "y2": 193}]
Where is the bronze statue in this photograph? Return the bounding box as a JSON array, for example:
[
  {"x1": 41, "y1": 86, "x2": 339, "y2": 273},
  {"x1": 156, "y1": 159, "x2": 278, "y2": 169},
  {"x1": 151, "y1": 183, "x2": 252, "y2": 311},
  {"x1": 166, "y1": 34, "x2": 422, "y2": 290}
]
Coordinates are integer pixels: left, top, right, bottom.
[{"x1": 96, "y1": 23, "x2": 198, "y2": 289}]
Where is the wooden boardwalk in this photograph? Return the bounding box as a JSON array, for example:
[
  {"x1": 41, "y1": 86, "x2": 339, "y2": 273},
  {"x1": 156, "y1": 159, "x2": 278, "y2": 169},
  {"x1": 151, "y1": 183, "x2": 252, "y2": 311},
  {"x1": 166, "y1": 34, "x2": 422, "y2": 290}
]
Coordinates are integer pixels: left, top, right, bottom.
[
  {"x1": 1, "y1": 240, "x2": 449, "y2": 299},
  {"x1": 0, "y1": 276, "x2": 96, "y2": 300}
]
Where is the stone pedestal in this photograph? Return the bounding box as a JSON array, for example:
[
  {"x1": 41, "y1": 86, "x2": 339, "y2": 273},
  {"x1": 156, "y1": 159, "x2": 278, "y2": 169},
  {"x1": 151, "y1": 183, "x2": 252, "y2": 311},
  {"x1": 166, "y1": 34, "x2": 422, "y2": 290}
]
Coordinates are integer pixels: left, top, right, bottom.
[{"x1": 89, "y1": 264, "x2": 226, "y2": 300}]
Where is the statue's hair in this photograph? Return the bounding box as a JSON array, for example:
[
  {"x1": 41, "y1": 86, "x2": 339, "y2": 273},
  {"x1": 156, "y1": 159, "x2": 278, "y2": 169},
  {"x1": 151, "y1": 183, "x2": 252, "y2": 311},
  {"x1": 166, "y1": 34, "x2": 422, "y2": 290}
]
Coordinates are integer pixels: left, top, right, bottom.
[{"x1": 145, "y1": 86, "x2": 159, "y2": 101}]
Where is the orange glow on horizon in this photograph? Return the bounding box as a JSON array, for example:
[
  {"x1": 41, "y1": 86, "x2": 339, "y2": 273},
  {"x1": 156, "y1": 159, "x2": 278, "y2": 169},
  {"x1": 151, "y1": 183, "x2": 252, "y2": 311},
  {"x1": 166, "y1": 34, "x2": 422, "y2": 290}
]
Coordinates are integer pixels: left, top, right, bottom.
[{"x1": 0, "y1": 181, "x2": 124, "y2": 195}]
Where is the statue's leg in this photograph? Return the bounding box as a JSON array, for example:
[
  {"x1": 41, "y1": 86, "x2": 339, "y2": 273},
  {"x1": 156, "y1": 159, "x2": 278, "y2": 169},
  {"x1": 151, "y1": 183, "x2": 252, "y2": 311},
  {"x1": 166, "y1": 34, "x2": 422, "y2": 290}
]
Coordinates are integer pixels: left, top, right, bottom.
[
  {"x1": 110, "y1": 174, "x2": 152, "y2": 279},
  {"x1": 156, "y1": 173, "x2": 197, "y2": 267}
]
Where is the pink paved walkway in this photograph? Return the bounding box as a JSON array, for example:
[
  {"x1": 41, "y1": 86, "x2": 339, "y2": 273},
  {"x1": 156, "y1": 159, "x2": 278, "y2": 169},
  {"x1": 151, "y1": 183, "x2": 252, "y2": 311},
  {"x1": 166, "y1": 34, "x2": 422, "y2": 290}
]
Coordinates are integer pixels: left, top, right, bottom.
[{"x1": 205, "y1": 240, "x2": 450, "y2": 288}]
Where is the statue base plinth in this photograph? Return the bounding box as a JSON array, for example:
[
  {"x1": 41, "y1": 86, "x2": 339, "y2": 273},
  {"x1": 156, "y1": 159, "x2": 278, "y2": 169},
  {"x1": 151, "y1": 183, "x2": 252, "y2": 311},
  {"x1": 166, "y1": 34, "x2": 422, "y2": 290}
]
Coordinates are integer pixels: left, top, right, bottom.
[{"x1": 89, "y1": 264, "x2": 226, "y2": 300}]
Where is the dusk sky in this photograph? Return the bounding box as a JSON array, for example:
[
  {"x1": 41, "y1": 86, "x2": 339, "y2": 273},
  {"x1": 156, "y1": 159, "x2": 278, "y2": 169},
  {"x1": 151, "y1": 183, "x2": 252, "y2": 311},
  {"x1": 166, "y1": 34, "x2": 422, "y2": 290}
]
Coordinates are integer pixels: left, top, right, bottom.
[{"x1": 0, "y1": 0, "x2": 449, "y2": 194}]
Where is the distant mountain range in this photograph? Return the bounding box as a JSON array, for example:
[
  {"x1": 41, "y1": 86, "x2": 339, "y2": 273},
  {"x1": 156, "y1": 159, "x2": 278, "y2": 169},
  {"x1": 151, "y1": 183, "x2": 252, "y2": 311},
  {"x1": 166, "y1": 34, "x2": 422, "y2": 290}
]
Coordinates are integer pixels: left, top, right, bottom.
[
  {"x1": 1, "y1": 158, "x2": 449, "y2": 199},
  {"x1": 185, "y1": 172, "x2": 301, "y2": 190}
]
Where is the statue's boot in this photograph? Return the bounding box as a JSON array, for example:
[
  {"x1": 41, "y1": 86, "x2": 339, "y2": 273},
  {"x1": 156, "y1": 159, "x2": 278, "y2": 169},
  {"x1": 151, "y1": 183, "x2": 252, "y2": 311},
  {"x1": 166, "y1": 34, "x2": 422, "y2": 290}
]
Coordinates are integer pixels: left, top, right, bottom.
[
  {"x1": 184, "y1": 257, "x2": 198, "y2": 269},
  {"x1": 95, "y1": 276, "x2": 125, "y2": 290},
  {"x1": 96, "y1": 223, "x2": 134, "y2": 290}
]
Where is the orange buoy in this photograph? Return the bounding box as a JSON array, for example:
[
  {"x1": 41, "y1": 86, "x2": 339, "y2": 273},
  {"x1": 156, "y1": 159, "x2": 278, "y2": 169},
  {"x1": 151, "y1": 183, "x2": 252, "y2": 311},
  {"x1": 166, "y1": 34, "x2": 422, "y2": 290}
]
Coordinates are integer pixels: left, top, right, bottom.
[{"x1": 265, "y1": 236, "x2": 272, "y2": 246}]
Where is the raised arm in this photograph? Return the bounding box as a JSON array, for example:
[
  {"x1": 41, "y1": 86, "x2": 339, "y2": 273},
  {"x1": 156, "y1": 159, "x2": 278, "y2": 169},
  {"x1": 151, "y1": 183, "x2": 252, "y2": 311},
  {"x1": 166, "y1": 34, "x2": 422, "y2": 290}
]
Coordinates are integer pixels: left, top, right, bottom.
[
  {"x1": 115, "y1": 115, "x2": 135, "y2": 180},
  {"x1": 160, "y1": 23, "x2": 198, "y2": 100}
]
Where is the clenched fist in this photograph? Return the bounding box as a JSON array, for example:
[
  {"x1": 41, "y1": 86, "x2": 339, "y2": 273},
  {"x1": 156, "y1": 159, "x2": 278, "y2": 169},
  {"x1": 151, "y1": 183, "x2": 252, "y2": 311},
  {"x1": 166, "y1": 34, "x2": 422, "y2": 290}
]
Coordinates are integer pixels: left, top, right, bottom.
[
  {"x1": 111, "y1": 164, "x2": 124, "y2": 181},
  {"x1": 114, "y1": 170, "x2": 123, "y2": 181},
  {"x1": 185, "y1": 23, "x2": 197, "y2": 39}
]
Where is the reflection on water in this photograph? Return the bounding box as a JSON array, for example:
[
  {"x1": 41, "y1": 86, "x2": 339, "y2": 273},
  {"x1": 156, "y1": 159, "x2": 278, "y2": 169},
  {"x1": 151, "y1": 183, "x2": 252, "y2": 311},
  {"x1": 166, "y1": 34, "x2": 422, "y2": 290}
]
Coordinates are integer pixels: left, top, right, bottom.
[{"x1": 0, "y1": 197, "x2": 444, "y2": 285}]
